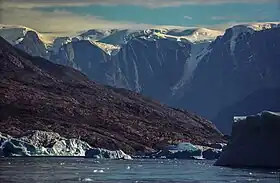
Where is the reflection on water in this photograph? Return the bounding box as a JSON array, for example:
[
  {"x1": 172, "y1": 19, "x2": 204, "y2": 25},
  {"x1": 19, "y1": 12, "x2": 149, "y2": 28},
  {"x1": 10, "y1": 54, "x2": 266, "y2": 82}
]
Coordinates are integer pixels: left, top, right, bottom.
[{"x1": 0, "y1": 158, "x2": 279, "y2": 183}]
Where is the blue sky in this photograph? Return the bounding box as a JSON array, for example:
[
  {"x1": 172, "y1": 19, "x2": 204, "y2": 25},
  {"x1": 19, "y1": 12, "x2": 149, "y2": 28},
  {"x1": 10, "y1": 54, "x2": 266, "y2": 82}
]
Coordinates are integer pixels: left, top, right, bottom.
[
  {"x1": 1, "y1": 0, "x2": 280, "y2": 36},
  {"x1": 38, "y1": 3, "x2": 279, "y2": 27}
]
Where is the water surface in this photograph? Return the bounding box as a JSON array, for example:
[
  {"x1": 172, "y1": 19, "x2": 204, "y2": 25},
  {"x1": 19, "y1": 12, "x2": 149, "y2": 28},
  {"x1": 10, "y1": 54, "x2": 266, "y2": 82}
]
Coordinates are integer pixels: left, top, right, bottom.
[{"x1": 0, "y1": 158, "x2": 279, "y2": 183}]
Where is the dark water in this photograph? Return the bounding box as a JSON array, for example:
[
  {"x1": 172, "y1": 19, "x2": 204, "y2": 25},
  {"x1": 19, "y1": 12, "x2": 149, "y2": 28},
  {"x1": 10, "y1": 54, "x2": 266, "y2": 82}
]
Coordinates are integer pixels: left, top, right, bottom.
[{"x1": 0, "y1": 158, "x2": 279, "y2": 183}]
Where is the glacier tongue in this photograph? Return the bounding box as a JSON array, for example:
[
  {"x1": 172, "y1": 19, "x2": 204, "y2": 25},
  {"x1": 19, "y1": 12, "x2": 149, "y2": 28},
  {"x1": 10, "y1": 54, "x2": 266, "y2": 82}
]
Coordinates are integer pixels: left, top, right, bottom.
[{"x1": 171, "y1": 42, "x2": 212, "y2": 95}]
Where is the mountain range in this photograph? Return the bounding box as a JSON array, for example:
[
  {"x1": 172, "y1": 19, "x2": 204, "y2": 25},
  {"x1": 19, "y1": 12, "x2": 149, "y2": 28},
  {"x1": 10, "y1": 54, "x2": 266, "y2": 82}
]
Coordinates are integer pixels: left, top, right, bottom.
[
  {"x1": 1, "y1": 22, "x2": 280, "y2": 134},
  {"x1": 0, "y1": 36, "x2": 225, "y2": 153}
]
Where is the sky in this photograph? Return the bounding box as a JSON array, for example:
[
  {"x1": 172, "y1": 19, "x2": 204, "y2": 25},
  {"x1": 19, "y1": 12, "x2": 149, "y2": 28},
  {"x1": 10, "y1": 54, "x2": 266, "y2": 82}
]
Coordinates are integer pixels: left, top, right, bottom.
[{"x1": 1, "y1": 0, "x2": 280, "y2": 37}]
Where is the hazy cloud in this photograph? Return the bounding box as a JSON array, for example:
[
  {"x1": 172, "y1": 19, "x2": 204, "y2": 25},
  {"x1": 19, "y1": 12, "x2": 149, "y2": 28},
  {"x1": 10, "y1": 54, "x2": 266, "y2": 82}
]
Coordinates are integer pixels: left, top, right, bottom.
[
  {"x1": 1, "y1": 0, "x2": 279, "y2": 38},
  {"x1": 184, "y1": 16, "x2": 193, "y2": 20},
  {"x1": 0, "y1": 7, "x2": 155, "y2": 38},
  {"x1": 2, "y1": 0, "x2": 278, "y2": 9}
]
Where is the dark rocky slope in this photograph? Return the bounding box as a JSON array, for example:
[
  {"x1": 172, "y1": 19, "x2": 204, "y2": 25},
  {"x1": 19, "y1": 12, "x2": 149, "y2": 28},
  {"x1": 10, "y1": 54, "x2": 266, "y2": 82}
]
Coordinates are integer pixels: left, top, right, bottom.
[{"x1": 0, "y1": 37, "x2": 225, "y2": 154}]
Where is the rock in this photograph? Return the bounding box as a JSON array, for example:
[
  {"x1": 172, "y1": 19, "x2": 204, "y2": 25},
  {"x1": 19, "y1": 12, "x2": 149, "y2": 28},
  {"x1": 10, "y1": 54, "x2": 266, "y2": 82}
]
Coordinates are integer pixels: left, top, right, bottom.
[
  {"x1": 202, "y1": 148, "x2": 222, "y2": 160},
  {"x1": 85, "y1": 148, "x2": 132, "y2": 160},
  {"x1": 0, "y1": 131, "x2": 92, "y2": 157},
  {"x1": 214, "y1": 111, "x2": 280, "y2": 168}
]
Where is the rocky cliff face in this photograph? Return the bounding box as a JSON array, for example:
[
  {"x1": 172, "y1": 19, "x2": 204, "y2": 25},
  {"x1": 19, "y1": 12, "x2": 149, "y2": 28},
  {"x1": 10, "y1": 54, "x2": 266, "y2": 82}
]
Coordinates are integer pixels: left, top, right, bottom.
[
  {"x1": 52, "y1": 38, "x2": 193, "y2": 102},
  {"x1": 213, "y1": 88, "x2": 280, "y2": 134},
  {"x1": 0, "y1": 37, "x2": 225, "y2": 154},
  {"x1": 178, "y1": 26, "x2": 280, "y2": 122},
  {"x1": 50, "y1": 40, "x2": 112, "y2": 84},
  {"x1": 15, "y1": 31, "x2": 49, "y2": 59},
  {"x1": 112, "y1": 39, "x2": 192, "y2": 101}
]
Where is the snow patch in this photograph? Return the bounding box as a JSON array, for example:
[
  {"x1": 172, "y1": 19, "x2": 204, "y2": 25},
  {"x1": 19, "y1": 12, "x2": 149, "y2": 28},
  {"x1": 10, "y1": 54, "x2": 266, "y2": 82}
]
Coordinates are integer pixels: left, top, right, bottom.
[
  {"x1": 233, "y1": 116, "x2": 247, "y2": 123},
  {"x1": 90, "y1": 41, "x2": 121, "y2": 56},
  {"x1": 246, "y1": 22, "x2": 280, "y2": 31},
  {"x1": 129, "y1": 43, "x2": 141, "y2": 92},
  {"x1": 181, "y1": 28, "x2": 223, "y2": 43}
]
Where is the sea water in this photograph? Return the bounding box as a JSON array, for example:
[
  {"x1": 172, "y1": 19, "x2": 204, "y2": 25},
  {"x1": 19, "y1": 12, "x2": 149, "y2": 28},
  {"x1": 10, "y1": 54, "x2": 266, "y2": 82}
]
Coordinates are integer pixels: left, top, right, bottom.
[{"x1": 0, "y1": 158, "x2": 279, "y2": 183}]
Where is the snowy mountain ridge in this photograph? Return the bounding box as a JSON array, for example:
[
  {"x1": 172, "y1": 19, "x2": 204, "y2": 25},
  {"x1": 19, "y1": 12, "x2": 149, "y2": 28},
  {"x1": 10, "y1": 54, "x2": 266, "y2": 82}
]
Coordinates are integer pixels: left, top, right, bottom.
[
  {"x1": 0, "y1": 24, "x2": 52, "y2": 46},
  {"x1": 1, "y1": 22, "x2": 279, "y2": 89},
  {"x1": 1, "y1": 22, "x2": 280, "y2": 135},
  {"x1": 1, "y1": 22, "x2": 279, "y2": 54},
  {"x1": 227, "y1": 22, "x2": 280, "y2": 55}
]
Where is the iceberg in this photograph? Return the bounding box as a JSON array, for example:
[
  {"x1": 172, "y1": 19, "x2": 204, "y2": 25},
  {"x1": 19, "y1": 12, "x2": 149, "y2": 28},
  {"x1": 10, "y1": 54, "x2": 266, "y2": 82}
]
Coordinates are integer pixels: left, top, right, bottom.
[
  {"x1": 0, "y1": 131, "x2": 91, "y2": 157},
  {"x1": 0, "y1": 131, "x2": 133, "y2": 159},
  {"x1": 215, "y1": 111, "x2": 280, "y2": 168},
  {"x1": 144, "y1": 142, "x2": 202, "y2": 159},
  {"x1": 85, "y1": 148, "x2": 132, "y2": 160}
]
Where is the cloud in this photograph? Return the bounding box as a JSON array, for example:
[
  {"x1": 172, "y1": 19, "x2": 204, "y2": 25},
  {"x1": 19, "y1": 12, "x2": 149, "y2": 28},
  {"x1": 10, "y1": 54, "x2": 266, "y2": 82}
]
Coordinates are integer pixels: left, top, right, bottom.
[
  {"x1": 2, "y1": 0, "x2": 279, "y2": 9},
  {"x1": 0, "y1": 7, "x2": 155, "y2": 38},
  {"x1": 184, "y1": 16, "x2": 193, "y2": 20},
  {"x1": 1, "y1": 0, "x2": 279, "y2": 39}
]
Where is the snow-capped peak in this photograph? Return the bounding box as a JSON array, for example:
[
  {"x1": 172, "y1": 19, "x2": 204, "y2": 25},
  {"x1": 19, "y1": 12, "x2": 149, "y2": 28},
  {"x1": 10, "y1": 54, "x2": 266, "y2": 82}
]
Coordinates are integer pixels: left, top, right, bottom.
[
  {"x1": 229, "y1": 22, "x2": 280, "y2": 36},
  {"x1": 244, "y1": 22, "x2": 280, "y2": 31},
  {"x1": 0, "y1": 24, "x2": 52, "y2": 46},
  {"x1": 132, "y1": 27, "x2": 224, "y2": 44},
  {"x1": 78, "y1": 29, "x2": 117, "y2": 41},
  {"x1": 181, "y1": 28, "x2": 224, "y2": 43}
]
